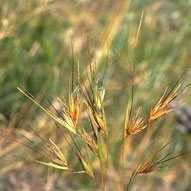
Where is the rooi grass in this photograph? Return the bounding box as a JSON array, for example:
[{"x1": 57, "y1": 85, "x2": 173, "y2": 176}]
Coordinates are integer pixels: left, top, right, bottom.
[{"x1": 17, "y1": 13, "x2": 191, "y2": 191}]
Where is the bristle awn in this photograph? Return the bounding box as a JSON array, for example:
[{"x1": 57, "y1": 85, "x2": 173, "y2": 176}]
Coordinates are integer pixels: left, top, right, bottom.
[
  {"x1": 67, "y1": 130, "x2": 90, "y2": 174},
  {"x1": 82, "y1": 82, "x2": 97, "y2": 111},
  {"x1": 101, "y1": 51, "x2": 109, "y2": 87},
  {"x1": 78, "y1": 85, "x2": 90, "y2": 110},
  {"x1": 87, "y1": 110, "x2": 98, "y2": 142},
  {"x1": 87, "y1": 80, "x2": 95, "y2": 101},
  {"x1": 17, "y1": 87, "x2": 77, "y2": 134},
  {"x1": 56, "y1": 125, "x2": 74, "y2": 155},
  {"x1": 157, "y1": 140, "x2": 171, "y2": 153},
  {"x1": 29, "y1": 124, "x2": 70, "y2": 171},
  {"x1": 162, "y1": 68, "x2": 191, "y2": 103},
  {"x1": 21, "y1": 133, "x2": 35, "y2": 145},
  {"x1": 34, "y1": 91, "x2": 73, "y2": 126},
  {"x1": 94, "y1": 61, "x2": 97, "y2": 75},
  {"x1": 68, "y1": 132, "x2": 81, "y2": 154},
  {"x1": 2, "y1": 135, "x2": 34, "y2": 151},
  {"x1": 79, "y1": 129, "x2": 95, "y2": 179},
  {"x1": 56, "y1": 123, "x2": 79, "y2": 154},
  {"x1": 2, "y1": 135, "x2": 52, "y2": 161},
  {"x1": 78, "y1": 84, "x2": 90, "y2": 105},
  {"x1": 27, "y1": 126, "x2": 47, "y2": 145},
  {"x1": 70, "y1": 36, "x2": 75, "y2": 92},
  {"x1": 158, "y1": 151, "x2": 190, "y2": 164},
  {"x1": 156, "y1": 152, "x2": 173, "y2": 164},
  {"x1": 85, "y1": 62, "x2": 91, "y2": 87},
  {"x1": 78, "y1": 152, "x2": 95, "y2": 179},
  {"x1": 21, "y1": 87, "x2": 36, "y2": 100},
  {"x1": 87, "y1": 36, "x2": 94, "y2": 81},
  {"x1": 83, "y1": 67, "x2": 93, "y2": 101},
  {"x1": 133, "y1": 11, "x2": 144, "y2": 68},
  {"x1": 57, "y1": 97, "x2": 70, "y2": 117},
  {"x1": 85, "y1": 60, "x2": 97, "y2": 110},
  {"x1": 43, "y1": 96, "x2": 64, "y2": 119},
  {"x1": 77, "y1": 60, "x2": 80, "y2": 85},
  {"x1": 25, "y1": 127, "x2": 57, "y2": 158},
  {"x1": 175, "y1": 82, "x2": 191, "y2": 99},
  {"x1": 21, "y1": 134, "x2": 50, "y2": 157},
  {"x1": 86, "y1": 40, "x2": 97, "y2": 105},
  {"x1": 79, "y1": 129, "x2": 89, "y2": 160},
  {"x1": 59, "y1": 127, "x2": 94, "y2": 178},
  {"x1": 64, "y1": 125, "x2": 94, "y2": 178},
  {"x1": 55, "y1": 122, "x2": 75, "y2": 148},
  {"x1": 90, "y1": 83, "x2": 99, "y2": 109}
]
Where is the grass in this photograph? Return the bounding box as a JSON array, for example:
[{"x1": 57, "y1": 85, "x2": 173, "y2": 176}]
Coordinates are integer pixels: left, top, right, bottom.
[
  {"x1": 17, "y1": 21, "x2": 191, "y2": 190},
  {"x1": 1, "y1": 0, "x2": 191, "y2": 190},
  {"x1": 16, "y1": 52, "x2": 191, "y2": 191}
]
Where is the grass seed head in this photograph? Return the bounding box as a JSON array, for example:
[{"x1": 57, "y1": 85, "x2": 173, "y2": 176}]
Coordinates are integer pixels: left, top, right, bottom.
[
  {"x1": 150, "y1": 85, "x2": 181, "y2": 121},
  {"x1": 77, "y1": 152, "x2": 95, "y2": 179},
  {"x1": 79, "y1": 82, "x2": 108, "y2": 137},
  {"x1": 82, "y1": 128, "x2": 98, "y2": 155},
  {"x1": 135, "y1": 141, "x2": 187, "y2": 176},
  {"x1": 36, "y1": 138, "x2": 69, "y2": 170},
  {"x1": 126, "y1": 116, "x2": 147, "y2": 136},
  {"x1": 124, "y1": 97, "x2": 146, "y2": 138},
  {"x1": 61, "y1": 91, "x2": 80, "y2": 130},
  {"x1": 17, "y1": 87, "x2": 78, "y2": 134}
]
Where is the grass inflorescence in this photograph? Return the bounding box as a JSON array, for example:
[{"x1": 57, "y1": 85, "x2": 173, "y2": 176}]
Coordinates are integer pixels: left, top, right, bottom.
[{"x1": 17, "y1": 13, "x2": 191, "y2": 191}]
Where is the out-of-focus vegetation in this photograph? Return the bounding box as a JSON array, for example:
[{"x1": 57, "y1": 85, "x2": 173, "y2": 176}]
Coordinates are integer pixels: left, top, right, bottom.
[{"x1": 0, "y1": 0, "x2": 191, "y2": 191}]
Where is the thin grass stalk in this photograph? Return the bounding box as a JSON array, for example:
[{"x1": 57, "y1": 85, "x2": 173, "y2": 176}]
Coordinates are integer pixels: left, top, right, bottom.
[
  {"x1": 121, "y1": 138, "x2": 127, "y2": 191},
  {"x1": 126, "y1": 171, "x2": 137, "y2": 191},
  {"x1": 102, "y1": 102, "x2": 109, "y2": 183},
  {"x1": 133, "y1": 118, "x2": 151, "y2": 172},
  {"x1": 104, "y1": 136, "x2": 109, "y2": 188},
  {"x1": 121, "y1": 92, "x2": 133, "y2": 191},
  {"x1": 98, "y1": 130, "x2": 105, "y2": 191},
  {"x1": 122, "y1": 12, "x2": 144, "y2": 186},
  {"x1": 100, "y1": 157, "x2": 105, "y2": 191},
  {"x1": 121, "y1": 125, "x2": 128, "y2": 191}
]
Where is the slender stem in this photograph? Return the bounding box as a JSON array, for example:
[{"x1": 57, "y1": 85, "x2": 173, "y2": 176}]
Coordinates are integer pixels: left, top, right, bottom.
[
  {"x1": 126, "y1": 180, "x2": 131, "y2": 191},
  {"x1": 99, "y1": 157, "x2": 105, "y2": 191},
  {"x1": 104, "y1": 137, "x2": 109, "y2": 187},
  {"x1": 133, "y1": 119, "x2": 151, "y2": 171},
  {"x1": 126, "y1": 179, "x2": 132, "y2": 191},
  {"x1": 121, "y1": 137, "x2": 127, "y2": 191},
  {"x1": 98, "y1": 131, "x2": 105, "y2": 191},
  {"x1": 126, "y1": 119, "x2": 151, "y2": 191},
  {"x1": 126, "y1": 171, "x2": 136, "y2": 191}
]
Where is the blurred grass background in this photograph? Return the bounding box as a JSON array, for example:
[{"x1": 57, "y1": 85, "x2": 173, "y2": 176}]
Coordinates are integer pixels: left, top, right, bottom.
[{"x1": 0, "y1": 0, "x2": 191, "y2": 190}]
